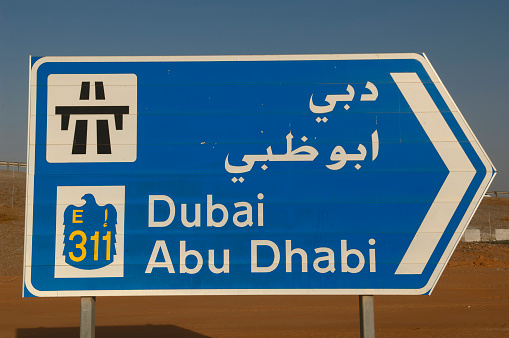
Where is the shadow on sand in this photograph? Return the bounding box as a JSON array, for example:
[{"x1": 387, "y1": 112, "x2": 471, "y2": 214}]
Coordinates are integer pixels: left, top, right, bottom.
[{"x1": 17, "y1": 324, "x2": 211, "y2": 337}]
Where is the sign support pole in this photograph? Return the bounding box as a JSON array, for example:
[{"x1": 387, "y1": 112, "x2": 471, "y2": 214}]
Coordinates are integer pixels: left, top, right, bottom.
[
  {"x1": 359, "y1": 295, "x2": 375, "y2": 338},
  {"x1": 80, "y1": 296, "x2": 96, "y2": 338}
]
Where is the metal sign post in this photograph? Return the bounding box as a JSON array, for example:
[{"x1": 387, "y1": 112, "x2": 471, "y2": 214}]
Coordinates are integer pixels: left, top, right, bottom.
[
  {"x1": 359, "y1": 295, "x2": 375, "y2": 338},
  {"x1": 80, "y1": 297, "x2": 96, "y2": 338}
]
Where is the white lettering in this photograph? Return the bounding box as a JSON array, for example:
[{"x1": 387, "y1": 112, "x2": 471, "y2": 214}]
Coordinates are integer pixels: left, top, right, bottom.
[
  {"x1": 207, "y1": 194, "x2": 228, "y2": 227},
  {"x1": 251, "y1": 240, "x2": 280, "y2": 273},
  {"x1": 180, "y1": 241, "x2": 203, "y2": 274},
  {"x1": 145, "y1": 240, "x2": 175, "y2": 273},
  {"x1": 233, "y1": 202, "x2": 253, "y2": 227},
  {"x1": 369, "y1": 238, "x2": 376, "y2": 272},
  {"x1": 341, "y1": 240, "x2": 365, "y2": 273},
  {"x1": 181, "y1": 203, "x2": 201, "y2": 227},
  {"x1": 313, "y1": 247, "x2": 336, "y2": 273},
  {"x1": 208, "y1": 249, "x2": 230, "y2": 274},
  {"x1": 285, "y1": 240, "x2": 308, "y2": 272},
  {"x1": 148, "y1": 195, "x2": 175, "y2": 227},
  {"x1": 257, "y1": 193, "x2": 264, "y2": 227}
]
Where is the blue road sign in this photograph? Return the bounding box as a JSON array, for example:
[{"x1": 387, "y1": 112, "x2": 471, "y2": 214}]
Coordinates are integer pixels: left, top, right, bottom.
[{"x1": 24, "y1": 54, "x2": 495, "y2": 297}]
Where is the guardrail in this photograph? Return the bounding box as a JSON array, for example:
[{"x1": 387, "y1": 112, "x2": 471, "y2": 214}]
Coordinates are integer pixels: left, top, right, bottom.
[
  {"x1": 0, "y1": 161, "x2": 27, "y2": 172},
  {"x1": 486, "y1": 191, "x2": 509, "y2": 197}
]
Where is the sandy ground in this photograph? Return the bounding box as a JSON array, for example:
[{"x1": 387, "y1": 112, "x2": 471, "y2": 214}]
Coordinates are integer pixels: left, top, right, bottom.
[{"x1": 1, "y1": 171, "x2": 509, "y2": 337}]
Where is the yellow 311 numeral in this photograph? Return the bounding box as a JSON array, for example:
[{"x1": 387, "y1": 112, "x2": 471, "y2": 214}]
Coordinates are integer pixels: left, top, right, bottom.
[
  {"x1": 103, "y1": 231, "x2": 111, "y2": 261},
  {"x1": 69, "y1": 230, "x2": 86, "y2": 262},
  {"x1": 69, "y1": 231, "x2": 111, "y2": 262}
]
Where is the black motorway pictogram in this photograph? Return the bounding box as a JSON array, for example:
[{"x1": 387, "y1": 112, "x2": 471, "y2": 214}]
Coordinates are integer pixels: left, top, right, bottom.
[{"x1": 55, "y1": 81, "x2": 129, "y2": 154}]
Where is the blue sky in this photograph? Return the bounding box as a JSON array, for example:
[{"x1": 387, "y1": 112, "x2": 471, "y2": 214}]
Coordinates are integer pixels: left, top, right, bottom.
[{"x1": 0, "y1": 0, "x2": 507, "y2": 189}]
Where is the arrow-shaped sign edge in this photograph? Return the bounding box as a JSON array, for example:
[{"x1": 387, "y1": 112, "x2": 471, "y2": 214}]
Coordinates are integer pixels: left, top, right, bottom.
[{"x1": 393, "y1": 72, "x2": 476, "y2": 275}]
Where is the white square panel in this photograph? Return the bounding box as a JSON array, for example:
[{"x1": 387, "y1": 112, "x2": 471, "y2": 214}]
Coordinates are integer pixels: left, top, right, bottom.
[{"x1": 46, "y1": 74, "x2": 137, "y2": 163}]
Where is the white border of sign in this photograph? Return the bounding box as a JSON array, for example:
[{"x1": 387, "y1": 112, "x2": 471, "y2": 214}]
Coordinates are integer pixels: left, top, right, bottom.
[{"x1": 24, "y1": 54, "x2": 496, "y2": 297}]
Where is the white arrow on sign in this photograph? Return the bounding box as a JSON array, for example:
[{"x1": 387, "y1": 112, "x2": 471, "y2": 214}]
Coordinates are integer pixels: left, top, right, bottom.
[{"x1": 392, "y1": 72, "x2": 475, "y2": 275}]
